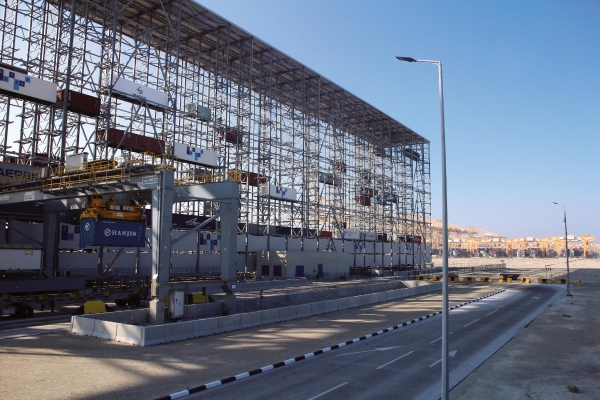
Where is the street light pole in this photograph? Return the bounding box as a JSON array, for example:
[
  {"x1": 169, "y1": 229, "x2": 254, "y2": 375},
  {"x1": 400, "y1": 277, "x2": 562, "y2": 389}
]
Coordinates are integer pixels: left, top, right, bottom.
[
  {"x1": 552, "y1": 202, "x2": 572, "y2": 295},
  {"x1": 397, "y1": 56, "x2": 449, "y2": 399}
]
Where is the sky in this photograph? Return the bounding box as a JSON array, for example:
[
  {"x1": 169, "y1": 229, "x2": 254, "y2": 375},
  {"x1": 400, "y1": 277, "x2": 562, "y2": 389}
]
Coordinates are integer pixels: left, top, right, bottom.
[{"x1": 198, "y1": 0, "x2": 600, "y2": 240}]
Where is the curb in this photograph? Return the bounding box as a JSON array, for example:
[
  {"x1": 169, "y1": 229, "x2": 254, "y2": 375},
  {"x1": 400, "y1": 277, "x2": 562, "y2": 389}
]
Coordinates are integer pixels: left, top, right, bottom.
[{"x1": 155, "y1": 289, "x2": 506, "y2": 400}]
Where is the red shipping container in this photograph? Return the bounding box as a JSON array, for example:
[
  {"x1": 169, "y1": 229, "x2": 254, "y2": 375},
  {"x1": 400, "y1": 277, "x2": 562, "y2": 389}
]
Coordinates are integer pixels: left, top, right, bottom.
[
  {"x1": 57, "y1": 89, "x2": 101, "y2": 117},
  {"x1": 320, "y1": 231, "x2": 333, "y2": 238},
  {"x1": 219, "y1": 127, "x2": 244, "y2": 144},
  {"x1": 356, "y1": 196, "x2": 371, "y2": 206},
  {"x1": 245, "y1": 172, "x2": 267, "y2": 187},
  {"x1": 378, "y1": 233, "x2": 388, "y2": 242},
  {"x1": 98, "y1": 129, "x2": 165, "y2": 155},
  {"x1": 413, "y1": 235, "x2": 422, "y2": 244}
]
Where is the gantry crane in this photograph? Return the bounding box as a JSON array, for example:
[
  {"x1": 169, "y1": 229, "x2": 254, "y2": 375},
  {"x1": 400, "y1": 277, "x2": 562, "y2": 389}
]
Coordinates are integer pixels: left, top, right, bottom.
[{"x1": 580, "y1": 234, "x2": 597, "y2": 258}]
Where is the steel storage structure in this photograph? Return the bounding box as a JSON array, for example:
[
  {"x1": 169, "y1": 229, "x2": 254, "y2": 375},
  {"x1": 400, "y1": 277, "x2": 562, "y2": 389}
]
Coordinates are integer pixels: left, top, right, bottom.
[{"x1": 0, "y1": 0, "x2": 431, "y2": 277}]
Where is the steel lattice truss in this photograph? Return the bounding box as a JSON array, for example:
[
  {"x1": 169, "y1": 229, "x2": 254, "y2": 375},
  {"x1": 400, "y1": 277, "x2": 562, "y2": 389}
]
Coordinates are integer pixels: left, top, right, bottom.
[{"x1": 0, "y1": 0, "x2": 431, "y2": 263}]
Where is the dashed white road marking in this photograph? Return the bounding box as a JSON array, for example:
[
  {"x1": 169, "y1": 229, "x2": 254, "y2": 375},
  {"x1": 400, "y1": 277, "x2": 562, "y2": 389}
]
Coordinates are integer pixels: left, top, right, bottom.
[
  {"x1": 376, "y1": 351, "x2": 414, "y2": 370},
  {"x1": 463, "y1": 319, "x2": 480, "y2": 328},
  {"x1": 307, "y1": 382, "x2": 349, "y2": 400}
]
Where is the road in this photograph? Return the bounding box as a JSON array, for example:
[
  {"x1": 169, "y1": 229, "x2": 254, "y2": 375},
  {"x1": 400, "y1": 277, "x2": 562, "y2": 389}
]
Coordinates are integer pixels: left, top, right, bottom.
[{"x1": 179, "y1": 284, "x2": 564, "y2": 400}]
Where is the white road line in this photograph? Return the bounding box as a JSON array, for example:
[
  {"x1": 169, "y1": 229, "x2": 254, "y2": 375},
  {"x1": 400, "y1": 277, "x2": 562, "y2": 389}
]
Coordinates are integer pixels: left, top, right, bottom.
[
  {"x1": 376, "y1": 351, "x2": 414, "y2": 370},
  {"x1": 463, "y1": 319, "x2": 480, "y2": 327},
  {"x1": 429, "y1": 331, "x2": 454, "y2": 344},
  {"x1": 429, "y1": 358, "x2": 442, "y2": 368},
  {"x1": 307, "y1": 382, "x2": 349, "y2": 400},
  {"x1": 486, "y1": 310, "x2": 498, "y2": 316},
  {"x1": 429, "y1": 350, "x2": 457, "y2": 367}
]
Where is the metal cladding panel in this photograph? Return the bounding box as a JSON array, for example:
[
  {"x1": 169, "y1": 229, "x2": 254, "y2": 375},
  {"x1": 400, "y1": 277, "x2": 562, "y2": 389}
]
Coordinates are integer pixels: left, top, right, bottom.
[
  {"x1": 108, "y1": 76, "x2": 168, "y2": 109},
  {"x1": 0, "y1": 66, "x2": 57, "y2": 104},
  {"x1": 80, "y1": 218, "x2": 145, "y2": 247},
  {"x1": 173, "y1": 142, "x2": 218, "y2": 167},
  {"x1": 259, "y1": 185, "x2": 297, "y2": 202},
  {"x1": 343, "y1": 229, "x2": 360, "y2": 240},
  {"x1": 57, "y1": 89, "x2": 101, "y2": 117}
]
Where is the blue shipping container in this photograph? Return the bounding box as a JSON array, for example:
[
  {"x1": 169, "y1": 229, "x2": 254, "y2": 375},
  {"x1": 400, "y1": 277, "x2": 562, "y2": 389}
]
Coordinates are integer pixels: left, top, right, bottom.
[{"x1": 80, "y1": 218, "x2": 146, "y2": 247}]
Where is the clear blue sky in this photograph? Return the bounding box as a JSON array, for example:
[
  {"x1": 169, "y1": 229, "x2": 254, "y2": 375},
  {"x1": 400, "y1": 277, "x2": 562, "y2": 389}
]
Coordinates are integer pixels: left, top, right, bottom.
[{"x1": 199, "y1": 0, "x2": 600, "y2": 240}]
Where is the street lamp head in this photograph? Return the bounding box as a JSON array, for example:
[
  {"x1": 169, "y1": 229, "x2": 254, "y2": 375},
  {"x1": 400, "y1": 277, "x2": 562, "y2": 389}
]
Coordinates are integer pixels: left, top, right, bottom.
[
  {"x1": 396, "y1": 56, "x2": 417, "y2": 62},
  {"x1": 552, "y1": 202, "x2": 558, "y2": 205}
]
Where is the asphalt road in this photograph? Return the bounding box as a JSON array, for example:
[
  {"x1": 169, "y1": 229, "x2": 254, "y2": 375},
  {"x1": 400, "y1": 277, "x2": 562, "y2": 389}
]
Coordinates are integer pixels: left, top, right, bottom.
[{"x1": 184, "y1": 284, "x2": 564, "y2": 400}]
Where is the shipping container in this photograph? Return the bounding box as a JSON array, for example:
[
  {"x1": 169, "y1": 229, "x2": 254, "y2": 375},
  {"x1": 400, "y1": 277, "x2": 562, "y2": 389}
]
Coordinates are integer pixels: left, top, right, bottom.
[
  {"x1": 402, "y1": 148, "x2": 421, "y2": 161},
  {"x1": 378, "y1": 233, "x2": 388, "y2": 242},
  {"x1": 57, "y1": 89, "x2": 101, "y2": 117},
  {"x1": 65, "y1": 153, "x2": 88, "y2": 173},
  {"x1": 318, "y1": 172, "x2": 341, "y2": 186},
  {"x1": 363, "y1": 232, "x2": 377, "y2": 241},
  {"x1": 333, "y1": 161, "x2": 347, "y2": 174},
  {"x1": 79, "y1": 218, "x2": 145, "y2": 247},
  {"x1": 245, "y1": 172, "x2": 267, "y2": 186},
  {"x1": 97, "y1": 129, "x2": 165, "y2": 155},
  {"x1": 259, "y1": 185, "x2": 297, "y2": 202},
  {"x1": 358, "y1": 187, "x2": 377, "y2": 197},
  {"x1": 0, "y1": 64, "x2": 57, "y2": 105},
  {"x1": 0, "y1": 249, "x2": 42, "y2": 271},
  {"x1": 343, "y1": 229, "x2": 360, "y2": 240},
  {"x1": 218, "y1": 127, "x2": 245, "y2": 144},
  {"x1": 184, "y1": 103, "x2": 211, "y2": 121},
  {"x1": 355, "y1": 195, "x2": 371, "y2": 206},
  {"x1": 172, "y1": 142, "x2": 218, "y2": 167},
  {"x1": 320, "y1": 230, "x2": 333, "y2": 238},
  {"x1": 105, "y1": 76, "x2": 169, "y2": 110}
]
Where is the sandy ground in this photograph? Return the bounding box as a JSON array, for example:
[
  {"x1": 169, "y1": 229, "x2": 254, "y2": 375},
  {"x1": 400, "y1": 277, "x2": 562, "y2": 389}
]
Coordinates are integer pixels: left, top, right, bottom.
[{"x1": 451, "y1": 257, "x2": 600, "y2": 399}]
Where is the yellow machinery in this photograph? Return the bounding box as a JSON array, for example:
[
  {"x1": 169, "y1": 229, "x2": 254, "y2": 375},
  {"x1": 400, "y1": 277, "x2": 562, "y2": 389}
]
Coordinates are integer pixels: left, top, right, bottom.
[
  {"x1": 80, "y1": 195, "x2": 145, "y2": 222},
  {"x1": 580, "y1": 234, "x2": 597, "y2": 258}
]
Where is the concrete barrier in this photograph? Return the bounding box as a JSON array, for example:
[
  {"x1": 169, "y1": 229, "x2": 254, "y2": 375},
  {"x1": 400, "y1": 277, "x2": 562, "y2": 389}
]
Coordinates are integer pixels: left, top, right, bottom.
[
  {"x1": 296, "y1": 303, "x2": 312, "y2": 319},
  {"x1": 279, "y1": 306, "x2": 297, "y2": 322},
  {"x1": 140, "y1": 325, "x2": 166, "y2": 346},
  {"x1": 115, "y1": 323, "x2": 142, "y2": 345},
  {"x1": 129, "y1": 309, "x2": 149, "y2": 324},
  {"x1": 240, "y1": 311, "x2": 262, "y2": 329},
  {"x1": 378, "y1": 291, "x2": 390, "y2": 302},
  {"x1": 218, "y1": 314, "x2": 242, "y2": 333},
  {"x1": 337, "y1": 287, "x2": 348, "y2": 298},
  {"x1": 310, "y1": 301, "x2": 327, "y2": 316},
  {"x1": 261, "y1": 308, "x2": 281, "y2": 325},
  {"x1": 357, "y1": 294, "x2": 370, "y2": 306},
  {"x1": 93, "y1": 320, "x2": 118, "y2": 340},
  {"x1": 164, "y1": 321, "x2": 195, "y2": 342},
  {"x1": 193, "y1": 317, "x2": 219, "y2": 337},
  {"x1": 368, "y1": 293, "x2": 379, "y2": 304},
  {"x1": 337, "y1": 297, "x2": 350, "y2": 311},
  {"x1": 347, "y1": 296, "x2": 361, "y2": 309},
  {"x1": 71, "y1": 316, "x2": 96, "y2": 336},
  {"x1": 324, "y1": 299, "x2": 338, "y2": 314}
]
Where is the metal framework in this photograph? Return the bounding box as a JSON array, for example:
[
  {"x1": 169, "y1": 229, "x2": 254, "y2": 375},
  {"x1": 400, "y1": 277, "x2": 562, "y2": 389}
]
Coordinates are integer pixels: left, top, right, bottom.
[{"x1": 0, "y1": 0, "x2": 431, "y2": 267}]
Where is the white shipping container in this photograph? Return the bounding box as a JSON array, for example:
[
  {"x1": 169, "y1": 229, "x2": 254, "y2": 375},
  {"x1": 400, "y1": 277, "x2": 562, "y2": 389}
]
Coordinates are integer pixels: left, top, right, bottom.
[
  {"x1": 0, "y1": 249, "x2": 42, "y2": 270},
  {"x1": 65, "y1": 153, "x2": 88, "y2": 173},
  {"x1": 173, "y1": 142, "x2": 218, "y2": 167},
  {"x1": 259, "y1": 185, "x2": 297, "y2": 202},
  {"x1": 185, "y1": 103, "x2": 212, "y2": 121},
  {"x1": 0, "y1": 66, "x2": 57, "y2": 104},
  {"x1": 343, "y1": 229, "x2": 360, "y2": 240},
  {"x1": 363, "y1": 232, "x2": 377, "y2": 241},
  {"x1": 106, "y1": 76, "x2": 168, "y2": 109}
]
